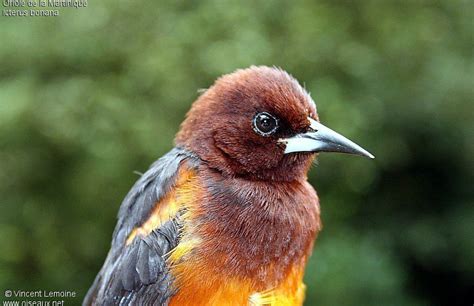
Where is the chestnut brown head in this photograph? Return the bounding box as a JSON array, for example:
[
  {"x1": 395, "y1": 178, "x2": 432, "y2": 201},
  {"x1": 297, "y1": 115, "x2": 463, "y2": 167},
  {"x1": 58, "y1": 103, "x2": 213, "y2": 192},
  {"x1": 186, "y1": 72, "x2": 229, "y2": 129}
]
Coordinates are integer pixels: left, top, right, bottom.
[{"x1": 175, "y1": 66, "x2": 373, "y2": 181}]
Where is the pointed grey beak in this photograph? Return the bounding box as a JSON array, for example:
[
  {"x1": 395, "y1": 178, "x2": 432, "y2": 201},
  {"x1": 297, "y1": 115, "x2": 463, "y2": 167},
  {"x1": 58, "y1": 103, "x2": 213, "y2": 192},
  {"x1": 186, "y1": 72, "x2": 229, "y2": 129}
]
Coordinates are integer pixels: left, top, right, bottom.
[{"x1": 281, "y1": 118, "x2": 375, "y2": 159}]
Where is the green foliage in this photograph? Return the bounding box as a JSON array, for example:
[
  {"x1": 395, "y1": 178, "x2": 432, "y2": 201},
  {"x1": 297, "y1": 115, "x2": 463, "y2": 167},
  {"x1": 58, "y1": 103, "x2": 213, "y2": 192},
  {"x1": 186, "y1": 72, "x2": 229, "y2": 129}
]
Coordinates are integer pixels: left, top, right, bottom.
[{"x1": 0, "y1": 1, "x2": 472, "y2": 305}]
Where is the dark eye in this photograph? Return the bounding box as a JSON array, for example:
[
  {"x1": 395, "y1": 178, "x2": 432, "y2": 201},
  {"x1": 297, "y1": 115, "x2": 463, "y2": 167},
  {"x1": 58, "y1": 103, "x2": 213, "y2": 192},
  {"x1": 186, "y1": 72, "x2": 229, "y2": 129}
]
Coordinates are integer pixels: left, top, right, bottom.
[{"x1": 253, "y1": 112, "x2": 279, "y2": 136}]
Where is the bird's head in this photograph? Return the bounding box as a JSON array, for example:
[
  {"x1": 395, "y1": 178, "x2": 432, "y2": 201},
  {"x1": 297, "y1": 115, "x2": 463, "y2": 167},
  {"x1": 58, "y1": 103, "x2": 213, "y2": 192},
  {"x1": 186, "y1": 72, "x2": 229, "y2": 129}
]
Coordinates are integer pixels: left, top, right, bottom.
[{"x1": 175, "y1": 66, "x2": 373, "y2": 181}]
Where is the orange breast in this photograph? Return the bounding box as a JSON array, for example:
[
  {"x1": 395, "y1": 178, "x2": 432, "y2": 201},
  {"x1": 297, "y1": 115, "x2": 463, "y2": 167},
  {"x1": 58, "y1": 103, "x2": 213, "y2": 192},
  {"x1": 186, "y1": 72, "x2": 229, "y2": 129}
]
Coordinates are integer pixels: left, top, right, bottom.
[
  {"x1": 168, "y1": 261, "x2": 307, "y2": 306},
  {"x1": 164, "y1": 171, "x2": 319, "y2": 306}
]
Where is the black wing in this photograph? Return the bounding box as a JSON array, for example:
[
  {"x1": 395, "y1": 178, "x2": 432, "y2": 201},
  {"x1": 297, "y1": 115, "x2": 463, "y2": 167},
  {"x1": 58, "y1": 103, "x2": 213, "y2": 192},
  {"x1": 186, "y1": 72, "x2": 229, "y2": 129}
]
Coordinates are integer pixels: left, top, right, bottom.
[{"x1": 83, "y1": 147, "x2": 198, "y2": 306}]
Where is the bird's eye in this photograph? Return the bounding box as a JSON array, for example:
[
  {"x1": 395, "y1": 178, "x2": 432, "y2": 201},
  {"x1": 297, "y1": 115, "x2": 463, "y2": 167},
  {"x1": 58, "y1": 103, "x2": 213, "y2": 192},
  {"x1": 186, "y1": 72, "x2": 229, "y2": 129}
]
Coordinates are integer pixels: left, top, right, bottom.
[{"x1": 253, "y1": 112, "x2": 279, "y2": 136}]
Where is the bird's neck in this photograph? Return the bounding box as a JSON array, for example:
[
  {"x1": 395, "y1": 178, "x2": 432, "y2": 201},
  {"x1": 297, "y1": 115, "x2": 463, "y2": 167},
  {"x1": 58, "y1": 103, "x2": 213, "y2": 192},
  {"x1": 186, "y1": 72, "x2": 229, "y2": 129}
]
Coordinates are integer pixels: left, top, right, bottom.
[{"x1": 196, "y1": 165, "x2": 321, "y2": 287}]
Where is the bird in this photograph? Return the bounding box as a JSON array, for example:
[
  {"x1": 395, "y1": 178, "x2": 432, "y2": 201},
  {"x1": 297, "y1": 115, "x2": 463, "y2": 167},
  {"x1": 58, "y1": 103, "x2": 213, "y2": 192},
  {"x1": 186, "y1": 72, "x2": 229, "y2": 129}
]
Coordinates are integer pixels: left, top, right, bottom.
[{"x1": 83, "y1": 66, "x2": 374, "y2": 306}]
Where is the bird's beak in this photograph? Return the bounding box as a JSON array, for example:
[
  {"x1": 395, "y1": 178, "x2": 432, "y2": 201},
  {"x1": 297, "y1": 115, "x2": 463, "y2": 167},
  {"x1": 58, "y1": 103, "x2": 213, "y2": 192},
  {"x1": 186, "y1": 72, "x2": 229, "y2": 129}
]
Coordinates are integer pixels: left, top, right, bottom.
[{"x1": 281, "y1": 118, "x2": 375, "y2": 159}]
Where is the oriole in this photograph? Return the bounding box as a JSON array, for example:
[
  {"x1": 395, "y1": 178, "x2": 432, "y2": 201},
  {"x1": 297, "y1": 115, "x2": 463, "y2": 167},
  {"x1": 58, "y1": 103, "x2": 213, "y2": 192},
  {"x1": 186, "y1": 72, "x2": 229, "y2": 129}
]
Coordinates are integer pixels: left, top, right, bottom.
[{"x1": 84, "y1": 66, "x2": 374, "y2": 306}]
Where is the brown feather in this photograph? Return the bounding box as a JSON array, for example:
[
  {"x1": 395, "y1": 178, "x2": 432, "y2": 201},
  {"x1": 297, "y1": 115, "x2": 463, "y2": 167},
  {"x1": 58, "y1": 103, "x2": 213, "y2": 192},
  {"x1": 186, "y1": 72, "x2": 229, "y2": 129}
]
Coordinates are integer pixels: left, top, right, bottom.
[{"x1": 175, "y1": 66, "x2": 318, "y2": 181}]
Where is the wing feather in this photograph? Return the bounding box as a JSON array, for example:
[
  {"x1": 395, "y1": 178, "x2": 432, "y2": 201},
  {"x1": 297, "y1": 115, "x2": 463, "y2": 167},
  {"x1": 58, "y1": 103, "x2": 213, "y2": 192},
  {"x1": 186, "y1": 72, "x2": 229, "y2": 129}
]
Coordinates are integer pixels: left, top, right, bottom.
[{"x1": 83, "y1": 147, "x2": 198, "y2": 306}]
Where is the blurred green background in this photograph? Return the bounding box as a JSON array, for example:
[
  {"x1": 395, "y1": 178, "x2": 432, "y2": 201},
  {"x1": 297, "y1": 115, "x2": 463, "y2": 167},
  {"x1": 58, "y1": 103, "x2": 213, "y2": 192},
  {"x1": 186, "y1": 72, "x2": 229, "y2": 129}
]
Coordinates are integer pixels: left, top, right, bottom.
[{"x1": 1, "y1": 1, "x2": 473, "y2": 305}]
